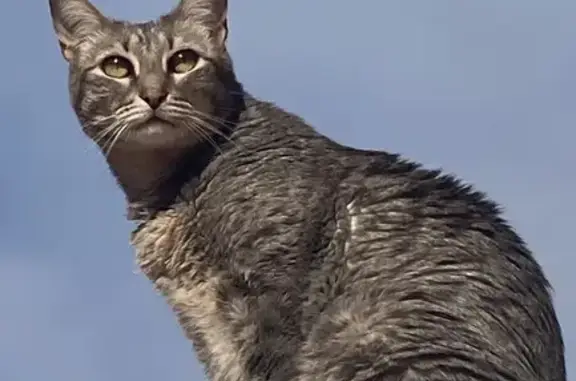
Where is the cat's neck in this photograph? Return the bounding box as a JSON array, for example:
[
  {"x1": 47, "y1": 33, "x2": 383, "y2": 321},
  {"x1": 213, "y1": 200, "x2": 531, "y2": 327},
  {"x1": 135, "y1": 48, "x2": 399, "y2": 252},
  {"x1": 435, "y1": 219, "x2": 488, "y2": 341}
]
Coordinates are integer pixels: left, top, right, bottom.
[{"x1": 105, "y1": 144, "x2": 205, "y2": 220}]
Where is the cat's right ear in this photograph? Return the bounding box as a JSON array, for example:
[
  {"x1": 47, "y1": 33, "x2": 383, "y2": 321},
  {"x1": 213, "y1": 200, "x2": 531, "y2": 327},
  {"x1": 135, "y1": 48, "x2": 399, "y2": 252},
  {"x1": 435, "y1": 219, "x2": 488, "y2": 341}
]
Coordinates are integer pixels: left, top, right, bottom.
[{"x1": 48, "y1": 0, "x2": 105, "y2": 61}]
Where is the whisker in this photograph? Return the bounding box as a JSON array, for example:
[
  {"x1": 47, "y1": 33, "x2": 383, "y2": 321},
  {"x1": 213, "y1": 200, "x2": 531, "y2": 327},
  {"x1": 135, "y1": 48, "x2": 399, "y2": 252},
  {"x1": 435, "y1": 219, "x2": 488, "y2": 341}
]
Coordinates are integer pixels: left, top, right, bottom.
[
  {"x1": 80, "y1": 106, "x2": 147, "y2": 156},
  {"x1": 167, "y1": 100, "x2": 236, "y2": 129},
  {"x1": 84, "y1": 115, "x2": 115, "y2": 128},
  {"x1": 164, "y1": 103, "x2": 234, "y2": 134},
  {"x1": 104, "y1": 122, "x2": 129, "y2": 158},
  {"x1": 191, "y1": 110, "x2": 235, "y2": 130},
  {"x1": 79, "y1": 117, "x2": 116, "y2": 155},
  {"x1": 99, "y1": 124, "x2": 123, "y2": 154},
  {"x1": 176, "y1": 115, "x2": 225, "y2": 154},
  {"x1": 161, "y1": 106, "x2": 227, "y2": 154},
  {"x1": 97, "y1": 109, "x2": 147, "y2": 152},
  {"x1": 190, "y1": 115, "x2": 234, "y2": 145},
  {"x1": 116, "y1": 103, "x2": 138, "y2": 116},
  {"x1": 164, "y1": 107, "x2": 235, "y2": 149},
  {"x1": 187, "y1": 121, "x2": 224, "y2": 155},
  {"x1": 92, "y1": 122, "x2": 118, "y2": 145}
]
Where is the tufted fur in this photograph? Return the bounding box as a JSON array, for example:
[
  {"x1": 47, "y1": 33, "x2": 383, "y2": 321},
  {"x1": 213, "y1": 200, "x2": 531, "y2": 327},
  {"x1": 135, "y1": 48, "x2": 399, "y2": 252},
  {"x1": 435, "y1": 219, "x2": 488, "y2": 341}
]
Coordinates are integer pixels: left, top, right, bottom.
[{"x1": 48, "y1": 0, "x2": 565, "y2": 380}]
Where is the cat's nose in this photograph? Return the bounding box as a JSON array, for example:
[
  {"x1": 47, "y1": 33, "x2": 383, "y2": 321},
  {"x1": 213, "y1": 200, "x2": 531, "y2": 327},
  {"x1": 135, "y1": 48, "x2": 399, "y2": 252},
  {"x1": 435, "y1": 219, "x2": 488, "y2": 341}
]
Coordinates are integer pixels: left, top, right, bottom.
[{"x1": 141, "y1": 93, "x2": 167, "y2": 109}]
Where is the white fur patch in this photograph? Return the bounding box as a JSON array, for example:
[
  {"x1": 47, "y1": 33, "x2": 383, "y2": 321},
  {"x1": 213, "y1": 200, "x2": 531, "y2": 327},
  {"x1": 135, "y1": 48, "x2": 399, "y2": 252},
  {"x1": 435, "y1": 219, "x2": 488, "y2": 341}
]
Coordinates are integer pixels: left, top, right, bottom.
[{"x1": 131, "y1": 211, "x2": 248, "y2": 381}]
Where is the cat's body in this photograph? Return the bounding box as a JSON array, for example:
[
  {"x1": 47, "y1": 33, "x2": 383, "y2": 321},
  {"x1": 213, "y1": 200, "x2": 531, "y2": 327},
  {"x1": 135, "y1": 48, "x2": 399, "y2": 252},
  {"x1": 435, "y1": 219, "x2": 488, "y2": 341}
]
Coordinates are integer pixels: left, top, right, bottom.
[
  {"x1": 48, "y1": 0, "x2": 565, "y2": 380},
  {"x1": 131, "y1": 98, "x2": 564, "y2": 381}
]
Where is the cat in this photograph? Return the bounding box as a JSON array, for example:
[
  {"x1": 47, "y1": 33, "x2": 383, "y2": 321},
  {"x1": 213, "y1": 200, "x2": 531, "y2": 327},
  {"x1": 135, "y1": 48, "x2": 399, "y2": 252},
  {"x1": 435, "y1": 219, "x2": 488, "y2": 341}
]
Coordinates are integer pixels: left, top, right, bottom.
[{"x1": 48, "y1": 0, "x2": 566, "y2": 380}]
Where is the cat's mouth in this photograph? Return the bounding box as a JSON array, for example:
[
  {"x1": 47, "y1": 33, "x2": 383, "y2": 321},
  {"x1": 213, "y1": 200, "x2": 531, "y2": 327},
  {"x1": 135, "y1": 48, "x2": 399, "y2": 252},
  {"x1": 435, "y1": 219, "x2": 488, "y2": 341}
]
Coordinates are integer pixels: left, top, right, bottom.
[
  {"x1": 137, "y1": 116, "x2": 174, "y2": 134},
  {"x1": 127, "y1": 115, "x2": 190, "y2": 148}
]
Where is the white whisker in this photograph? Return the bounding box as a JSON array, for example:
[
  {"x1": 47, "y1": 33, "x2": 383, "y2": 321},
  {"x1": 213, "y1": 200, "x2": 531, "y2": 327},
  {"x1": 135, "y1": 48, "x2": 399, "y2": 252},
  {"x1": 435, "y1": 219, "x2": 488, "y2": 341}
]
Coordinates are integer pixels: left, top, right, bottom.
[
  {"x1": 92, "y1": 120, "x2": 121, "y2": 147},
  {"x1": 163, "y1": 107, "x2": 232, "y2": 151},
  {"x1": 104, "y1": 122, "x2": 130, "y2": 158}
]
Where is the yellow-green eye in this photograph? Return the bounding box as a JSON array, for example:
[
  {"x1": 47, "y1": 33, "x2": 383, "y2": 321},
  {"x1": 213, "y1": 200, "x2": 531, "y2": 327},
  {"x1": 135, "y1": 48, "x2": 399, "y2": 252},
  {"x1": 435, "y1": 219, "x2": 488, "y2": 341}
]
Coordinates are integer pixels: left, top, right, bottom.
[
  {"x1": 167, "y1": 49, "x2": 200, "y2": 74},
  {"x1": 100, "y1": 56, "x2": 133, "y2": 79}
]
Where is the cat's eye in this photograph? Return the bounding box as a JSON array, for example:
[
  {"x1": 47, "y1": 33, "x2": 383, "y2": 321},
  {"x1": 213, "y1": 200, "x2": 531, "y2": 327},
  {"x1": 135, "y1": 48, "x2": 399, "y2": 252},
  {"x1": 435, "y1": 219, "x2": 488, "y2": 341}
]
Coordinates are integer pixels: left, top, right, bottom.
[
  {"x1": 167, "y1": 49, "x2": 200, "y2": 74},
  {"x1": 100, "y1": 56, "x2": 133, "y2": 79}
]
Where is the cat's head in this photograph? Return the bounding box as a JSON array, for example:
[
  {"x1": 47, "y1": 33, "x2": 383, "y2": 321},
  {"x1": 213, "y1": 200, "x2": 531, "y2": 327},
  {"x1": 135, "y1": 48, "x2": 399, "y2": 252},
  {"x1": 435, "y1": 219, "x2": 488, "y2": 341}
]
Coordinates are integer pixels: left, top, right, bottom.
[{"x1": 48, "y1": 0, "x2": 238, "y2": 153}]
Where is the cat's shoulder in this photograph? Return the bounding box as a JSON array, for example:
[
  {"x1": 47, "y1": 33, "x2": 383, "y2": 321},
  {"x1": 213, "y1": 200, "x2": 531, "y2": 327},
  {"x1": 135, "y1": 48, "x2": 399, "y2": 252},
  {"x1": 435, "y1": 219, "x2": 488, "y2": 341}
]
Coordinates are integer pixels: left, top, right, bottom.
[{"x1": 333, "y1": 145, "x2": 502, "y2": 221}]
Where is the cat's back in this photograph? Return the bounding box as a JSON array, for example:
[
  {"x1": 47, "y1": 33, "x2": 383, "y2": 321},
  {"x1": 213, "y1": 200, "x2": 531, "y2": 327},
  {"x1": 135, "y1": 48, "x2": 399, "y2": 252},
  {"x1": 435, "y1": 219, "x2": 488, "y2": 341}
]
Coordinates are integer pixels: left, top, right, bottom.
[{"x1": 298, "y1": 147, "x2": 565, "y2": 380}]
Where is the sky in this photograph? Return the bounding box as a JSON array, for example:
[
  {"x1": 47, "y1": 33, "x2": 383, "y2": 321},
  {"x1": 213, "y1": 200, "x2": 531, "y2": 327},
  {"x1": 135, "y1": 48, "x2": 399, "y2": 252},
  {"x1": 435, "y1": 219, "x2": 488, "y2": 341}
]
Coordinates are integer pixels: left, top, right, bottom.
[{"x1": 0, "y1": 0, "x2": 574, "y2": 379}]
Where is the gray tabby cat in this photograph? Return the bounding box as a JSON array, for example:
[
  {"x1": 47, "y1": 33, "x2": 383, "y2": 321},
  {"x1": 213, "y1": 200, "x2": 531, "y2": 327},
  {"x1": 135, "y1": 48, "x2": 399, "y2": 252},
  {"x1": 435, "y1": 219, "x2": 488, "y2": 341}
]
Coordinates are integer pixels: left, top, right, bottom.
[{"x1": 48, "y1": 0, "x2": 565, "y2": 380}]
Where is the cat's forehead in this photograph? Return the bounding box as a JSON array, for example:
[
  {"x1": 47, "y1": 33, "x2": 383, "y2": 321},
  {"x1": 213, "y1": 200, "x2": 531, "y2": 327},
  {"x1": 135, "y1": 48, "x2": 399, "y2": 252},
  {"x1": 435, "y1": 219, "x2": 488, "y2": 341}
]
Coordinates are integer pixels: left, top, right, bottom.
[
  {"x1": 82, "y1": 19, "x2": 213, "y2": 62},
  {"x1": 121, "y1": 22, "x2": 172, "y2": 56}
]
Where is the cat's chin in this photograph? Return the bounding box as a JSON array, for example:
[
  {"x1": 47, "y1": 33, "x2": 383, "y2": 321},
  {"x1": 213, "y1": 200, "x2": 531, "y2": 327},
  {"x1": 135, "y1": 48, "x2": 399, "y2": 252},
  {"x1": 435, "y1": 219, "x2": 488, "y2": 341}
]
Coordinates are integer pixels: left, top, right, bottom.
[{"x1": 125, "y1": 118, "x2": 193, "y2": 149}]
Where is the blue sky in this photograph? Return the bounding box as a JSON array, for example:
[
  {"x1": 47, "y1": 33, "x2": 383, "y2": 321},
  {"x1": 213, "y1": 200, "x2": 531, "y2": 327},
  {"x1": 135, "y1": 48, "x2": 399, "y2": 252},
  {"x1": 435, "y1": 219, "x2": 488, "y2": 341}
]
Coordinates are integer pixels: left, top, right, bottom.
[{"x1": 0, "y1": 0, "x2": 574, "y2": 379}]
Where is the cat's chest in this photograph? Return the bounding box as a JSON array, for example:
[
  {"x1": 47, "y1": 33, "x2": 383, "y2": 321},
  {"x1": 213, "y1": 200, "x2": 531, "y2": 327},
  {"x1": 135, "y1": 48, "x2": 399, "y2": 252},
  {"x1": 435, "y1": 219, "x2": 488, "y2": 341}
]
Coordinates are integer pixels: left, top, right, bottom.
[
  {"x1": 129, "y1": 210, "x2": 257, "y2": 381},
  {"x1": 131, "y1": 210, "x2": 193, "y2": 281}
]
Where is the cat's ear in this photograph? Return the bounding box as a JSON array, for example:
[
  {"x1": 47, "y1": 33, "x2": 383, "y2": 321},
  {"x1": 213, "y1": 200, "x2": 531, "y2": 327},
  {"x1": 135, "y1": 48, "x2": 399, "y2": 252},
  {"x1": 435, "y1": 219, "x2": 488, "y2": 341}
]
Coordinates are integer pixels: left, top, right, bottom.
[
  {"x1": 48, "y1": 0, "x2": 105, "y2": 61},
  {"x1": 176, "y1": 0, "x2": 228, "y2": 47}
]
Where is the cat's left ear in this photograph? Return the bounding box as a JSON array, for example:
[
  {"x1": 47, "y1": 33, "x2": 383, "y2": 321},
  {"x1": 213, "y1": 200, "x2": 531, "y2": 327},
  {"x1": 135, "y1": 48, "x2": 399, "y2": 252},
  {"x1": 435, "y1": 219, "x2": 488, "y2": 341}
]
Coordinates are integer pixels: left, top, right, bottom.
[{"x1": 176, "y1": 0, "x2": 228, "y2": 47}]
